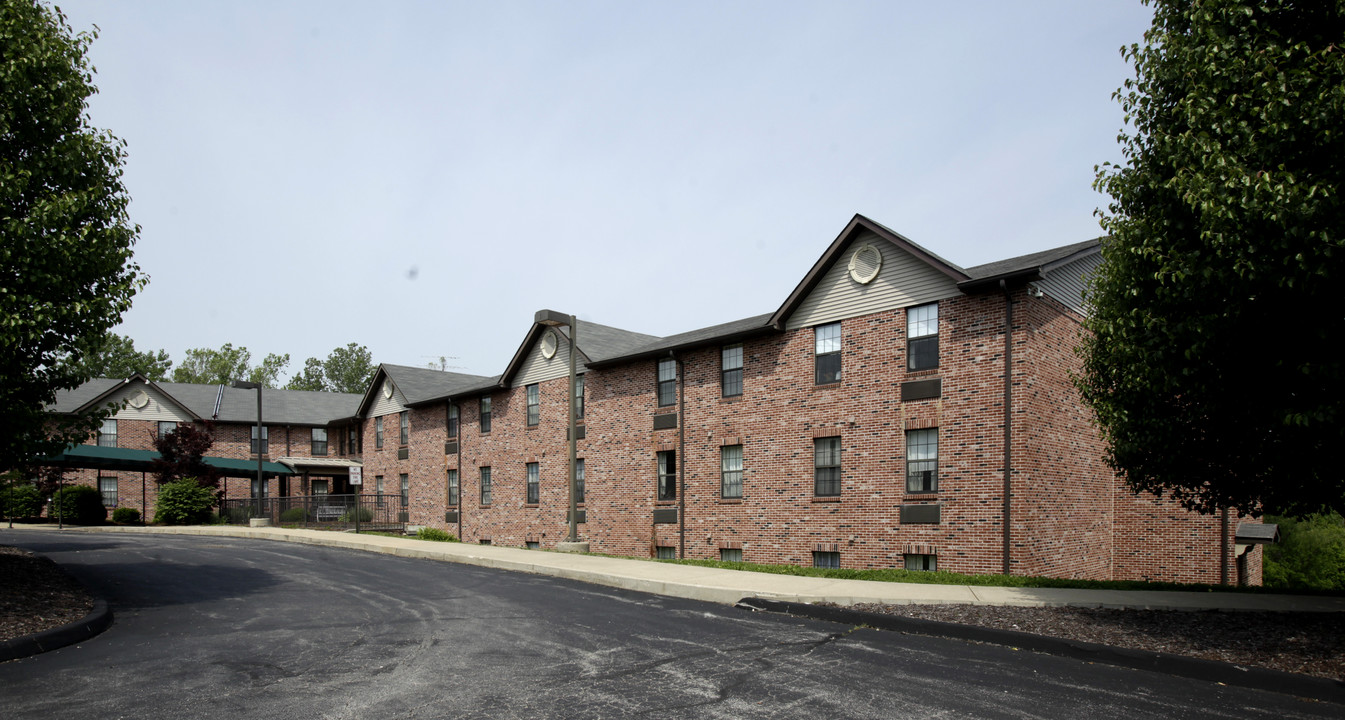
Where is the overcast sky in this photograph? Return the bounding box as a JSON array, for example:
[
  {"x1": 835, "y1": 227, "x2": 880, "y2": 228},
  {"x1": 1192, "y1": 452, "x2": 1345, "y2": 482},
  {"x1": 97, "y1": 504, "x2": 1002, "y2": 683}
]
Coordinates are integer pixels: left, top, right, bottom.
[{"x1": 57, "y1": 0, "x2": 1153, "y2": 380}]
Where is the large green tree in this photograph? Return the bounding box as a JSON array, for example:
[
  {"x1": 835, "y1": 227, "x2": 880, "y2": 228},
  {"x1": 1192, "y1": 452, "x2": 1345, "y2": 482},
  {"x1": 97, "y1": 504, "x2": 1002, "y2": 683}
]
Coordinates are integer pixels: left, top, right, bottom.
[
  {"x1": 1081, "y1": 0, "x2": 1345, "y2": 518},
  {"x1": 77, "y1": 333, "x2": 171, "y2": 381},
  {"x1": 1, "y1": 1, "x2": 144, "y2": 469},
  {"x1": 171, "y1": 344, "x2": 289, "y2": 388},
  {"x1": 286, "y1": 343, "x2": 375, "y2": 394}
]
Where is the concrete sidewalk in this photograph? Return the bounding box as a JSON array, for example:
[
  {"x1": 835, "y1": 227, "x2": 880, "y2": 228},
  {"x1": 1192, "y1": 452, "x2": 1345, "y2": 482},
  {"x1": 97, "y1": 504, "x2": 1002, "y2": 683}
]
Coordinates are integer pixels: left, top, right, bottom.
[{"x1": 11, "y1": 523, "x2": 1345, "y2": 612}]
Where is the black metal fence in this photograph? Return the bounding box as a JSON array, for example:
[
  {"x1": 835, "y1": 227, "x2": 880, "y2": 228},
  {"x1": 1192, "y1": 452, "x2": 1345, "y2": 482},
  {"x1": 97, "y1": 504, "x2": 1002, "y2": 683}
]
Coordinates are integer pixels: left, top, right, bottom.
[{"x1": 219, "y1": 493, "x2": 406, "y2": 532}]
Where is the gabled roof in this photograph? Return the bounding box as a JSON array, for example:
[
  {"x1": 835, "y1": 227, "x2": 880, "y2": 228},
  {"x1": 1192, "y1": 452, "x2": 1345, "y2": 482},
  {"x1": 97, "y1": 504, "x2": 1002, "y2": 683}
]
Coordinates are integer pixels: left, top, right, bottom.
[
  {"x1": 958, "y1": 238, "x2": 1102, "y2": 292},
  {"x1": 769, "y1": 214, "x2": 970, "y2": 330},
  {"x1": 52, "y1": 374, "x2": 203, "y2": 420},
  {"x1": 356, "y1": 363, "x2": 493, "y2": 413},
  {"x1": 498, "y1": 314, "x2": 659, "y2": 385},
  {"x1": 585, "y1": 312, "x2": 776, "y2": 368},
  {"x1": 51, "y1": 376, "x2": 360, "y2": 426}
]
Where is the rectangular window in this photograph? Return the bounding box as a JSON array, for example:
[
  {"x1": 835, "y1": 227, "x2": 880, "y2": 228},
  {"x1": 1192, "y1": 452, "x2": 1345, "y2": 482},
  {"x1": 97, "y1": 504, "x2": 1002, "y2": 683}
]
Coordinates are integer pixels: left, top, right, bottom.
[
  {"x1": 157, "y1": 421, "x2": 177, "y2": 438},
  {"x1": 814, "y1": 437, "x2": 841, "y2": 496},
  {"x1": 312, "y1": 479, "x2": 329, "y2": 496},
  {"x1": 400, "y1": 473, "x2": 409, "y2": 508},
  {"x1": 657, "y1": 359, "x2": 677, "y2": 407},
  {"x1": 526, "y1": 462, "x2": 539, "y2": 504},
  {"x1": 575, "y1": 374, "x2": 585, "y2": 420},
  {"x1": 480, "y1": 466, "x2": 492, "y2": 504},
  {"x1": 815, "y1": 322, "x2": 842, "y2": 384},
  {"x1": 480, "y1": 397, "x2": 492, "y2": 433},
  {"x1": 348, "y1": 427, "x2": 358, "y2": 454},
  {"x1": 447, "y1": 469, "x2": 459, "y2": 507},
  {"x1": 447, "y1": 405, "x2": 459, "y2": 438},
  {"x1": 375, "y1": 417, "x2": 385, "y2": 449},
  {"x1": 526, "y1": 541, "x2": 540, "y2": 550},
  {"x1": 97, "y1": 419, "x2": 117, "y2": 448},
  {"x1": 526, "y1": 384, "x2": 540, "y2": 427},
  {"x1": 399, "y1": 411, "x2": 409, "y2": 445},
  {"x1": 813, "y1": 551, "x2": 841, "y2": 569},
  {"x1": 311, "y1": 428, "x2": 328, "y2": 456},
  {"x1": 98, "y1": 476, "x2": 117, "y2": 507},
  {"x1": 375, "y1": 475, "x2": 385, "y2": 504},
  {"x1": 720, "y1": 445, "x2": 743, "y2": 499},
  {"x1": 656, "y1": 546, "x2": 676, "y2": 560},
  {"x1": 656, "y1": 450, "x2": 676, "y2": 501},
  {"x1": 251, "y1": 425, "x2": 268, "y2": 455},
  {"x1": 907, "y1": 303, "x2": 939, "y2": 371},
  {"x1": 721, "y1": 344, "x2": 743, "y2": 397},
  {"x1": 906, "y1": 428, "x2": 938, "y2": 493},
  {"x1": 720, "y1": 548, "x2": 743, "y2": 563},
  {"x1": 905, "y1": 554, "x2": 937, "y2": 571},
  {"x1": 575, "y1": 458, "x2": 585, "y2": 504}
]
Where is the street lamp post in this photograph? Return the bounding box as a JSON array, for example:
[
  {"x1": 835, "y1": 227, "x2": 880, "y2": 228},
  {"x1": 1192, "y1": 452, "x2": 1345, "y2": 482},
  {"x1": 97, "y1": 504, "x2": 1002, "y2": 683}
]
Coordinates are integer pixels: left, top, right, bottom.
[
  {"x1": 535, "y1": 309, "x2": 587, "y2": 552},
  {"x1": 232, "y1": 380, "x2": 264, "y2": 516}
]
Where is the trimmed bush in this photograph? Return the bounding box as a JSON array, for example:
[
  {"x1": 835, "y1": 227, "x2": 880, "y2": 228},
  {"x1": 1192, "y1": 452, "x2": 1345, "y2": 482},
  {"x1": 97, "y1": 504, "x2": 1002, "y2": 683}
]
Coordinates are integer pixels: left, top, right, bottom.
[
  {"x1": 111, "y1": 507, "x2": 141, "y2": 524},
  {"x1": 417, "y1": 527, "x2": 456, "y2": 542},
  {"x1": 280, "y1": 507, "x2": 310, "y2": 522},
  {"x1": 339, "y1": 507, "x2": 373, "y2": 522},
  {"x1": 1, "y1": 484, "x2": 44, "y2": 519},
  {"x1": 154, "y1": 479, "x2": 216, "y2": 525},
  {"x1": 49, "y1": 485, "x2": 107, "y2": 525}
]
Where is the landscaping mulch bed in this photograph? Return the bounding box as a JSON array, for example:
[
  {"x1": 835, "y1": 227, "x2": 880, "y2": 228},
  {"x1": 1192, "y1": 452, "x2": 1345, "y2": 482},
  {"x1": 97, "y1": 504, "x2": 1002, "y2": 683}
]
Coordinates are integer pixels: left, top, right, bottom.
[
  {"x1": 841, "y1": 602, "x2": 1345, "y2": 681},
  {"x1": 0, "y1": 545, "x2": 93, "y2": 645}
]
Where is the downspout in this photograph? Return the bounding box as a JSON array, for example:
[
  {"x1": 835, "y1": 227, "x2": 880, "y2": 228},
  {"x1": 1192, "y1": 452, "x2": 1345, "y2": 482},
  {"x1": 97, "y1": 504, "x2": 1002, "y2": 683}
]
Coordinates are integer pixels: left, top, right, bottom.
[
  {"x1": 676, "y1": 353, "x2": 686, "y2": 560},
  {"x1": 1220, "y1": 508, "x2": 1229, "y2": 586},
  {"x1": 1001, "y1": 279, "x2": 1013, "y2": 575},
  {"x1": 456, "y1": 403, "x2": 464, "y2": 542}
]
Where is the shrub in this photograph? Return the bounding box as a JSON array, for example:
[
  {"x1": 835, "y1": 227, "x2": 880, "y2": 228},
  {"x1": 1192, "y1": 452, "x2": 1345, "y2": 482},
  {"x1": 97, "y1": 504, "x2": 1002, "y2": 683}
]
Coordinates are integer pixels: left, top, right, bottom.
[
  {"x1": 48, "y1": 485, "x2": 107, "y2": 525},
  {"x1": 280, "y1": 507, "x2": 310, "y2": 522},
  {"x1": 1264, "y1": 513, "x2": 1345, "y2": 591},
  {"x1": 1, "y1": 484, "x2": 44, "y2": 519},
  {"x1": 339, "y1": 506, "x2": 373, "y2": 522},
  {"x1": 154, "y1": 479, "x2": 216, "y2": 525},
  {"x1": 417, "y1": 527, "x2": 456, "y2": 542},
  {"x1": 111, "y1": 507, "x2": 141, "y2": 524}
]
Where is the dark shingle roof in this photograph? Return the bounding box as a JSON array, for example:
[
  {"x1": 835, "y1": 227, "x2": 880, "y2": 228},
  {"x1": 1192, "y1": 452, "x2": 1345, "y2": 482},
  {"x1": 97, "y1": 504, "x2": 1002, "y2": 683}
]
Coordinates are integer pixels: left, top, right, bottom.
[
  {"x1": 50, "y1": 378, "x2": 122, "y2": 413},
  {"x1": 961, "y1": 239, "x2": 1101, "y2": 286},
  {"x1": 382, "y1": 364, "x2": 492, "y2": 406},
  {"x1": 587, "y1": 313, "x2": 775, "y2": 367},
  {"x1": 565, "y1": 320, "x2": 660, "y2": 364},
  {"x1": 51, "y1": 378, "x2": 361, "y2": 425}
]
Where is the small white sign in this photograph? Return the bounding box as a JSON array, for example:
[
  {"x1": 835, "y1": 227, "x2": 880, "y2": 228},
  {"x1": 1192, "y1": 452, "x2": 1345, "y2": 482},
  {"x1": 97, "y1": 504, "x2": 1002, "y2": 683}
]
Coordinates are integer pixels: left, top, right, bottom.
[{"x1": 349, "y1": 466, "x2": 363, "y2": 486}]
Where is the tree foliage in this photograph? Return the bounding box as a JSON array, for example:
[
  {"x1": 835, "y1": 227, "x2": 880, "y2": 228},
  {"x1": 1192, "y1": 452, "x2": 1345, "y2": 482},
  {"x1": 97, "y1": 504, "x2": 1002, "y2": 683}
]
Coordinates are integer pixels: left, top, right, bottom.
[
  {"x1": 0, "y1": 1, "x2": 144, "y2": 470},
  {"x1": 1080, "y1": 0, "x2": 1345, "y2": 517},
  {"x1": 285, "y1": 343, "x2": 375, "y2": 394},
  {"x1": 76, "y1": 332, "x2": 171, "y2": 380},
  {"x1": 171, "y1": 344, "x2": 289, "y2": 387},
  {"x1": 1263, "y1": 513, "x2": 1345, "y2": 590},
  {"x1": 150, "y1": 422, "x2": 221, "y2": 489},
  {"x1": 153, "y1": 478, "x2": 215, "y2": 525}
]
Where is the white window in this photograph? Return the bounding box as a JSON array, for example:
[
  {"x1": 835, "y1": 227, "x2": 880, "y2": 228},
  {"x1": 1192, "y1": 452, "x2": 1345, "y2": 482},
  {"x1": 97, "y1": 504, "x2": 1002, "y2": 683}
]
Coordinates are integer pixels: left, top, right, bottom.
[
  {"x1": 721, "y1": 445, "x2": 743, "y2": 499},
  {"x1": 907, "y1": 303, "x2": 939, "y2": 370},
  {"x1": 815, "y1": 323, "x2": 841, "y2": 384}
]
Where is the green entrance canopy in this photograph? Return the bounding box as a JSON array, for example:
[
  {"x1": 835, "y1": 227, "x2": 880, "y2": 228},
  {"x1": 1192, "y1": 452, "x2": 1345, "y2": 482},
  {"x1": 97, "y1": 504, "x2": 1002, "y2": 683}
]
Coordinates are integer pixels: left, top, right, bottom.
[{"x1": 41, "y1": 444, "x2": 296, "y2": 478}]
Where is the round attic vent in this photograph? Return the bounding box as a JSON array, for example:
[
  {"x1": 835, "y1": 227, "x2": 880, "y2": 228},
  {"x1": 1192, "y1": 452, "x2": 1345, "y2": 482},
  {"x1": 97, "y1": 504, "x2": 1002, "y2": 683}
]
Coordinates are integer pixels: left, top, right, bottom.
[
  {"x1": 848, "y1": 243, "x2": 882, "y2": 285},
  {"x1": 128, "y1": 390, "x2": 149, "y2": 409},
  {"x1": 382, "y1": 382, "x2": 393, "y2": 399},
  {"x1": 541, "y1": 330, "x2": 558, "y2": 359}
]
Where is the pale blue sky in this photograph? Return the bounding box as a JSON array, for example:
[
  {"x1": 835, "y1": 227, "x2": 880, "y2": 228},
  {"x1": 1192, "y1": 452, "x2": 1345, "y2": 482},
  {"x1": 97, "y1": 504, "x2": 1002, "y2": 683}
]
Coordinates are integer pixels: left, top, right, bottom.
[{"x1": 57, "y1": 0, "x2": 1153, "y2": 379}]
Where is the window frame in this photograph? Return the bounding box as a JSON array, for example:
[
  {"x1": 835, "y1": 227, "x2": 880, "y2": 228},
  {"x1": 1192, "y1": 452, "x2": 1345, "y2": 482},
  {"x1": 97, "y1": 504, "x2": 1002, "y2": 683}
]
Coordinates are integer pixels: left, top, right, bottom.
[
  {"x1": 905, "y1": 428, "x2": 938, "y2": 493},
  {"x1": 400, "y1": 473, "x2": 409, "y2": 508},
  {"x1": 311, "y1": 427, "x2": 328, "y2": 456},
  {"x1": 480, "y1": 466, "x2": 492, "y2": 505},
  {"x1": 480, "y1": 397, "x2": 492, "y2": 433},
  {"x1": 656, "y1": 450, "x2": 676, "y2": 501},
  {"x1": 399, "y1": 411, "x2": 409, "y2": 446},
  {"x1": 720, "y1": 445, "x2": 743, "y2": 499},
  {"x1": 814, "y1": 322, "x2": 842, "y2": 384},
  {"x1": 575, "y1": 458, "x2": 585, "y2": 505},
  {"x1": 447, "y1": 404, "x2": 459, "y2": 438},
  {"x1": 656, "y1": 359, "x2": 677, "y2": 407},
  {"x1": 98, "y1": 419, "x2": 117, "y2": 448},
  {"x1": 526, "y1": 384, "x2": 540, "y2": 427},
  {"x1": 447, "y1": 469, "x2": 459, "y2": 507},
  {"x1": 251, "y1": 425, "x2": 269, "y2": 455},
  {"x1": 907, "y1": 302, "x2": 939, "y2": 371},
  {"x1": 721, "y1": 344, "x2": 744, "y2": 397},
  {"x1": 526, "y1": 462, "x2": 540, "y2": 504},
  {"x1": 375, "y1": 417, "x2": 384, "y2": 449},
  {"x1": 157, "y1": 421, "x2": 177, "y2": 438},
  {"x1": 575, "y1": 374, "x2": 585, "y2": 420},
  {"x1": 375, "y1": 475, "x2": 385, "y2": 505},
  {"x1": 98, "y1": 476, "x2": 117, "y2": 507},
  {"x1": 348, "y1": 426, "x2": 358, "y2": 454},
  {"x1": 905, "y1": 554, "x2": 937, "y2": 571},
  {"x1": 814, "y1": 436, "x2": 841, "y2": 497},
  {"x1": 719, "y1": 548, "x2": 743, "y2": 563},
  {"x1": 813, "y1": 551, "x2": 841, "y2": 569}
]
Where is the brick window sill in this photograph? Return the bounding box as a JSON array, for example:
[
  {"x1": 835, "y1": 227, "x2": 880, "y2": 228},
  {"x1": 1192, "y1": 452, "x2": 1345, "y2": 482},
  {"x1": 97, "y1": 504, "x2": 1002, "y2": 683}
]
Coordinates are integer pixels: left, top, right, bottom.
[
  {"x1": 905, "y1": 493, "x2": 939, "y2": 501},
  {"x1": 720, "y1": 395, "x2": 742, "y2": 402},
  {"x1": 905, "y1": 368, "x2": 940, "y2": 378},
  {"x1": 524, "y1": 503, "x2": 539, "y2": 508},
  {"x1": 718, "y1": 498, "x2": 743, "y2": 504},
  {"x1": 811, "y1": 496, "x2": 841, "y2": 503},
  {"x1": 655, "y1": 500, "x2": 677, "y2": 506},
  {"x1": 814, "y1": 382, "x2": 841, "y2": 389},
  {"x1": 479, "y1": 504, "x2": 492, "y2": 509}
]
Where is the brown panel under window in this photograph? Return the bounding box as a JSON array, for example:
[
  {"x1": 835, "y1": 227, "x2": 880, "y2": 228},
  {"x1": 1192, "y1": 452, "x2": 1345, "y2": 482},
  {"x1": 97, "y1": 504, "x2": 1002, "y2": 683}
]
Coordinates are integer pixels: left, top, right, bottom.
[
  {"x1": 653, "y1": 413, "x2": 678, "y2": 430},
  {"x1": 652, "y1": 508, "x2": 678, "y2": 524},
  {"x1": 567, "y1": 426, "x2": 587, "y2": 441},
  {"x1": 444, "y1": 511, "x2": 459, "y2": 523},
  {"x1": 900, "y1": 504, "x2": 941, "y2": 524},
  {"x1": 567, "y1": 509, "x2": 587, "y2": 524},
  {"x1": 445, "y1": 440, "x2": 459, "y2": 455},
  {"x1": 901, "y1": 378, "x2": 942, "y2": 401},
  {"x1": 398, "y1": 447, "x2": 409, "y2": 460}
]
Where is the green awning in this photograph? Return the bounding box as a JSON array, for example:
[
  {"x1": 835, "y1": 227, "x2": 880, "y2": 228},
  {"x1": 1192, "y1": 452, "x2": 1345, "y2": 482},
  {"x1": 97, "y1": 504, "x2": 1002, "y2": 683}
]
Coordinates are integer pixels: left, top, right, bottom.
[{"x1": 42, "y1": 444, "x2": 295, "y2": 478}]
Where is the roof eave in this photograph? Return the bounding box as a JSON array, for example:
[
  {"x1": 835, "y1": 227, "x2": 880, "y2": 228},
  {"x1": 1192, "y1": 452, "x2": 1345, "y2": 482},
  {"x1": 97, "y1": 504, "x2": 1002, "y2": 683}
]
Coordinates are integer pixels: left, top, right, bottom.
[{"x1": 586, "y1": 324, "x2": 779, "y2": 369}]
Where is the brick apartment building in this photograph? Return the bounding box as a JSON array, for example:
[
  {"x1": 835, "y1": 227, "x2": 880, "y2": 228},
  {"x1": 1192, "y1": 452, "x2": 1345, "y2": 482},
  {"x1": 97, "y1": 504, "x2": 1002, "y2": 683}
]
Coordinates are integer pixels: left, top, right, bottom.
[{"x1": 44, "y1": 215, "x2": 1266, "y2": 584}]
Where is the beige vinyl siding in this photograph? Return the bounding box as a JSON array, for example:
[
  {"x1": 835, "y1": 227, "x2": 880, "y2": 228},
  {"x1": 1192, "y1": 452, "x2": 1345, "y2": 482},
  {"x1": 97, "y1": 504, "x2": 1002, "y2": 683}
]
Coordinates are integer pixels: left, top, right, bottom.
[
  {"x1": 514, "y1": 331, "x2": 587, "y2": 388},
  {"x1": 785, "y1": 230, "x2": 962, "y2": 330},
  {"x1": 1035, "y1": 251, "x2": 1101, "y2": 316},
  {"x1": 370, "y1": 382, "x2": 409, "y2": 418},
  {"x1": 109, "y1": 382, "x2": 193, "y2": 423}
]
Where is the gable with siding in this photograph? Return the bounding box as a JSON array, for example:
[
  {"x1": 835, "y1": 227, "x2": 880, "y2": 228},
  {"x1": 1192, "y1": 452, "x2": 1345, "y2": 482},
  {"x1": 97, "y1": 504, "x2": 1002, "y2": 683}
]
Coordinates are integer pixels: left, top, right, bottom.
[
  {"x1": 1034, "y1": 251, "x2": 1102, "y2": 316},
  {"x1": 108, "y1": 381, "x2": 195, "y2": 423},
  {"x1": 785, "y1": 229, "x2": 963, "y2": 330},
  {"x1": 513, "y1": 328, "x2": 586, "y2": 388},
  {"x1": 370, "y1": 379, "x2": 410, "y2": 418}
]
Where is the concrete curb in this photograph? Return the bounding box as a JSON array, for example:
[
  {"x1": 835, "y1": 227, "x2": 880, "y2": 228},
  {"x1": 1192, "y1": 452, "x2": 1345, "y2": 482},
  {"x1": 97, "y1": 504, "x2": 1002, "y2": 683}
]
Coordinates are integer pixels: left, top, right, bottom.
[
  {"x1": 0, "y1": 598, "x2": 113, "y2": 663},
  {"x1": 735, "y1": 598, "x2": 1345, "y2": 705}
]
